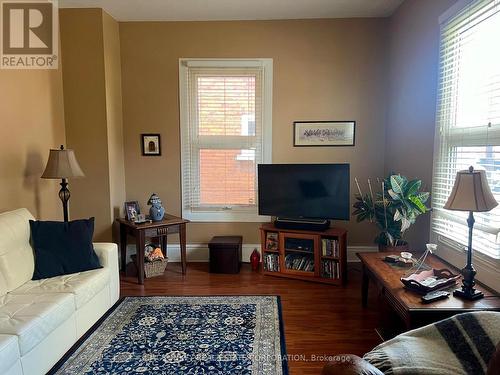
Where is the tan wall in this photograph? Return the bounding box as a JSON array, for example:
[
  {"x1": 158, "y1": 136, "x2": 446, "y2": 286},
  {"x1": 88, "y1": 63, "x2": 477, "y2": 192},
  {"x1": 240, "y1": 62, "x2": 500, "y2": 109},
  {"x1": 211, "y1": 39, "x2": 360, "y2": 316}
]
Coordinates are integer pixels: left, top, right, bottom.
[
  {"x1": 60, "y1": 8, "x2": 126, "y2": 241},
  {"x1": 385, "y1": 0, "x2": 457, "y2": 250},
  {"x1": 102, "y1": 11, "x2": 127, "y2": 238},
  {"x1": 60, "y1": 8, "x2": 111, "y2": 240},
  {"x1": 0, "y1": 68, "x2": 66, "y2": 219},
  {"x1": 119, "y1": 19, "x2": 389, "y2": 245}
]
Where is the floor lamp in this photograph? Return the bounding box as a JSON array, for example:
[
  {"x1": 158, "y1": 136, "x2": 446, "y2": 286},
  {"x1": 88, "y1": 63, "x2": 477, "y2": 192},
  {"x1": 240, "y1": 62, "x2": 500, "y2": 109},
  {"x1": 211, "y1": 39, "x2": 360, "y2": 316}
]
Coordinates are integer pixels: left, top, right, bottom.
[
  {"x1": 41, "y1": 145, "x2": 85, "y2": 222},
  {"x1": 443, "y1": 166, "x2": 498, "y2": 300}
]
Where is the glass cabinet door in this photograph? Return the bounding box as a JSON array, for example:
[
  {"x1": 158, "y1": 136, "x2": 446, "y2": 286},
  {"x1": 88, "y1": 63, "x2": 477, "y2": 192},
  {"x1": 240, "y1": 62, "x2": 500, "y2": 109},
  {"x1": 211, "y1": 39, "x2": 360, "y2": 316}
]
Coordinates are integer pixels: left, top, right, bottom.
[{"x1": 280, "y1": 233, "x2": 317, "y2": 274}]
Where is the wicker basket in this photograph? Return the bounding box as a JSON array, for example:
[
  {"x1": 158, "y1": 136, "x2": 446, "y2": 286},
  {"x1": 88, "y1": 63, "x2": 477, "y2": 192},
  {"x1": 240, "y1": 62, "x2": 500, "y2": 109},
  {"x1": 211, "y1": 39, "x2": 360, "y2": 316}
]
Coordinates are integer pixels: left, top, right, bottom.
[{"x1": 131, "y1": 255, "x2": 168, "y2": 278}]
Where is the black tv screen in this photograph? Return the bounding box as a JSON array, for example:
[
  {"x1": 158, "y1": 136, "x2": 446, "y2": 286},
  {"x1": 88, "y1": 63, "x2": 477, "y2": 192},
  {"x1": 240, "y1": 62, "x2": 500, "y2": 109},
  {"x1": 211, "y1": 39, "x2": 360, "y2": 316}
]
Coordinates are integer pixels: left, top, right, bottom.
[{"x1": 258, "y1": 164, "x2": 350, "y2": 220}]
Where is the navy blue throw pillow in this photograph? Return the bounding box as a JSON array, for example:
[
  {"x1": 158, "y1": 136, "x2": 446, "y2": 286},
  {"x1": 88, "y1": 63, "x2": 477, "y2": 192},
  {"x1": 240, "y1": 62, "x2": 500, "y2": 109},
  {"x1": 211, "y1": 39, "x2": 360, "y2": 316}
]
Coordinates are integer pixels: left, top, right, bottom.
[{"x1": 30, "y1": 218, "x2": 102, "y2": 280}]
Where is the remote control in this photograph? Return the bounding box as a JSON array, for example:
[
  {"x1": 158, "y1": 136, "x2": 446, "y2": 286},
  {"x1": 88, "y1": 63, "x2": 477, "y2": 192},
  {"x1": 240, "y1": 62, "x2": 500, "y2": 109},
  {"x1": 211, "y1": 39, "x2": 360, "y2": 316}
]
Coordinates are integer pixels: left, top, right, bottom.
[{"x1": 421, "y1": 290, "x2": 450, "y2": 304}]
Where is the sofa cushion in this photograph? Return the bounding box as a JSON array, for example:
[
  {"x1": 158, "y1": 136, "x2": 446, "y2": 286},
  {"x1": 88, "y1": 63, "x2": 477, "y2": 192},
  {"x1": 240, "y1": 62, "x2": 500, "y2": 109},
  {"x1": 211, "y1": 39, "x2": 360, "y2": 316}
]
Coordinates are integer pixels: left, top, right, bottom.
[
  {"x1": 0, "y1": 334, "x2": 20, "y2": 374},
  {"x1": 0, "y1": 209, "x2": 35, "y2": 294},
  {"x1": 0, "y1": 293, "x2": 75, "y2": 355},
  {"x1": 10, "y1": 268, "x2": 110, "y2": 309},
  {"x1": 30, "y1": 218, "x2": 102, "y2": 280},
  {"x1": 0, "y1": 271, "x2": 7, "y2": 298}
]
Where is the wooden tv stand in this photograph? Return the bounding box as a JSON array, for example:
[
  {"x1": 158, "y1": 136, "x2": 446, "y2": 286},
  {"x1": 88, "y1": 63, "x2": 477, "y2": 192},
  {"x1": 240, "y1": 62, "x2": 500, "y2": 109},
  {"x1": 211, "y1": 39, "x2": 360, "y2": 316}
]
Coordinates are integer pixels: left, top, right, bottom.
[{"x1": 259, "y1": 224, "x2": 347, "y2": 285}]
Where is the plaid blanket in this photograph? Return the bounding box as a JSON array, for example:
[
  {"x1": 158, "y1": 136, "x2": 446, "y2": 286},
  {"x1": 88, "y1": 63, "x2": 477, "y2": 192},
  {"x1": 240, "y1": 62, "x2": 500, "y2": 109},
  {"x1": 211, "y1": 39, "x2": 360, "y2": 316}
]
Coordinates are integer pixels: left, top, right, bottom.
[{"x1": 363, "y1": 312, "x2": 500, "y2": 375}]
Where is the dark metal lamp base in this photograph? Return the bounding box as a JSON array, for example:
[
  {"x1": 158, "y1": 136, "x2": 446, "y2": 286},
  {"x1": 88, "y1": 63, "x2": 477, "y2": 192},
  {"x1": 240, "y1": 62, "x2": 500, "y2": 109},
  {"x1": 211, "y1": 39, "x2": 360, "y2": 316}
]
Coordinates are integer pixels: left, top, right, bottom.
[{"x1": 453, "y1": 288, "x2": 484, "y2": 301}]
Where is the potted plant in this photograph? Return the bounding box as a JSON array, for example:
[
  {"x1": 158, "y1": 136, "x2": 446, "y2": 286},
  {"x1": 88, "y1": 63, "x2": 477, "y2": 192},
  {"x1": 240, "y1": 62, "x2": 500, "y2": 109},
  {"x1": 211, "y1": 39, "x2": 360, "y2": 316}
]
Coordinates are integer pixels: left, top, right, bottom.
[{"x1": 352, "y1": 174, "x2": 430, "y2": 252}]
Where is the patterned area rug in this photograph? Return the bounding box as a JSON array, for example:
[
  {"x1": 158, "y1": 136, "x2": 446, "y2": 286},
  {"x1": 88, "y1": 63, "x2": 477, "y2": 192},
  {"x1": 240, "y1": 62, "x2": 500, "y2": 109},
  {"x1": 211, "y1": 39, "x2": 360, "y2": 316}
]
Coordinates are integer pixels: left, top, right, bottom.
[{"x1": 50, "y1": 296, "x2": 288, "y2": 374}]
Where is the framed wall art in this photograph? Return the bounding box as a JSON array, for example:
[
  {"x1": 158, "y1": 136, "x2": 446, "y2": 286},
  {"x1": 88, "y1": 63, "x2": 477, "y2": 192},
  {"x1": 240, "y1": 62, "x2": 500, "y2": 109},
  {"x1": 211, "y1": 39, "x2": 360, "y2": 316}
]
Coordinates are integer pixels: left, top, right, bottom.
[
  {"x1": 141, "y1": 134, "x2": 161, "y2": 156},
  {"x1": 293, "y1": 121, "x2": 355, "y2": 147}
]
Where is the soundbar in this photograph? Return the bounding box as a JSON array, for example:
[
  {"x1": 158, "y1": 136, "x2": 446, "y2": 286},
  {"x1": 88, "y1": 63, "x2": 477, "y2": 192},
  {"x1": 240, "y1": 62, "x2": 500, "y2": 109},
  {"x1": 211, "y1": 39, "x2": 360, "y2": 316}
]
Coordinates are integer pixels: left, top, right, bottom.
[{"x1": 274, "y1": 217, "x2": 330, "y2": 231}]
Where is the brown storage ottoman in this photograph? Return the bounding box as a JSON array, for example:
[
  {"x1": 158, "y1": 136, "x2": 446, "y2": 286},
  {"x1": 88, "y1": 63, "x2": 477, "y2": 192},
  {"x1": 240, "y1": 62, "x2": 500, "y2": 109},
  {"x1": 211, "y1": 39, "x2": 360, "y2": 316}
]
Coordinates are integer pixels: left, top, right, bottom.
[{"x1": 208, "y1": 236, "x2": 242, "y2": 274}]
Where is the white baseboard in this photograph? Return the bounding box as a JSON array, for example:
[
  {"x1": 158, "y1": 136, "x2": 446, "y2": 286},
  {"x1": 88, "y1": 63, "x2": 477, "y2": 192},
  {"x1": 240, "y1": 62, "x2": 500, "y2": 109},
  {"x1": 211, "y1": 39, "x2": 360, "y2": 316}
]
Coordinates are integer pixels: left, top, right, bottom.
[
  {"x1": 124, "y1": 241, "x2": 499, "y2": 292},
  {"x1": 125, "y1": 244, "x2": 378, "y2": 263}
]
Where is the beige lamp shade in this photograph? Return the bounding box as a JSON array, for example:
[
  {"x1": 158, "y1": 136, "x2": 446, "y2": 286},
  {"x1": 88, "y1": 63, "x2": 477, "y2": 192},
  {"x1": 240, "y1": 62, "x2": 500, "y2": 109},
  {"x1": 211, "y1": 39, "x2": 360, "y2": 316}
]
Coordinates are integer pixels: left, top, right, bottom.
[
  {"x1": 41, "y1": 147, "x2": 85, "y2": 179},
  {"x1": 444, "y1": 166, "x2": 498, "y2": 212}
]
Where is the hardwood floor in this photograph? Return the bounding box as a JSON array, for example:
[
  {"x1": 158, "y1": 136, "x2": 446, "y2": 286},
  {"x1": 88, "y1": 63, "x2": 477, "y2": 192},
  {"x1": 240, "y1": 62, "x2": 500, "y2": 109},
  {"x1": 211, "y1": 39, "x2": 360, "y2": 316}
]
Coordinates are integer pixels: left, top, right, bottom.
[{"x1": 120, "y1": 262, "x2": 382, "y2": 375}]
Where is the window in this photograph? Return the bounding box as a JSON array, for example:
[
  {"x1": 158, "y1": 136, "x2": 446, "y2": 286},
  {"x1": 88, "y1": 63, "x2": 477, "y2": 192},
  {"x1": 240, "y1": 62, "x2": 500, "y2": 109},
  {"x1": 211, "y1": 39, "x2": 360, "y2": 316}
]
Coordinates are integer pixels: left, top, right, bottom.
[
  {"x1": 179, "y1": 59, "x2": 272, "y2": 222},
  {"x1": 432, "y1": 0, "x2": 500, "y2": 259}
]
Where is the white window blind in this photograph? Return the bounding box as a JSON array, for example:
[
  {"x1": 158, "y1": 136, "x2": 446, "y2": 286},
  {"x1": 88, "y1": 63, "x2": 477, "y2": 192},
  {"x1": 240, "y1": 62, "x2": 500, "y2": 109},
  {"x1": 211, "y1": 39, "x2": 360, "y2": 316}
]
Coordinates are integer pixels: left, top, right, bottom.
[
  {"x1": 432, "y1": 0, "x2": 500, "y2": 259},
  {"x1": 179, "y1": 59, "x2": 272, "y2": 222}
]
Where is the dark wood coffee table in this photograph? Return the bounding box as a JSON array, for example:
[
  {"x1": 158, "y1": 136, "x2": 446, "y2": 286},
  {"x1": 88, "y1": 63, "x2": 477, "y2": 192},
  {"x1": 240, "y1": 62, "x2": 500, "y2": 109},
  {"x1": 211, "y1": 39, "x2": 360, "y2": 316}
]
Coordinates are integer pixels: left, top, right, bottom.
[{"x1": 358, "y1": 251, "x2": 500, "y2": 331}]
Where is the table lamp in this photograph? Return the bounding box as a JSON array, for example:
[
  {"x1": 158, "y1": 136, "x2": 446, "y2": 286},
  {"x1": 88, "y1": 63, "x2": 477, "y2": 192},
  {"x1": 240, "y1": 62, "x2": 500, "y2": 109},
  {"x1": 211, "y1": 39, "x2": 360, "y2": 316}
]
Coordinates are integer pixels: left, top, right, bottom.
[
  {"x1": 41, "y1": 145, "x2": 85, "y2": 222},
  {"x1": 443, "y1": 166, "x2": 498, "y2": 300}
]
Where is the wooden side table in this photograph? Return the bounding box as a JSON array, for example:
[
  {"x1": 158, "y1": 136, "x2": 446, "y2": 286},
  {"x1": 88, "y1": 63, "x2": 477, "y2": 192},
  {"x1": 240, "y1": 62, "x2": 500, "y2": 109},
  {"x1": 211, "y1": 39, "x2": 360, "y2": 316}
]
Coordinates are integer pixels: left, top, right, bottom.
[{"x1": 117, "y1": 214, "x2": 190, "y2": 284}]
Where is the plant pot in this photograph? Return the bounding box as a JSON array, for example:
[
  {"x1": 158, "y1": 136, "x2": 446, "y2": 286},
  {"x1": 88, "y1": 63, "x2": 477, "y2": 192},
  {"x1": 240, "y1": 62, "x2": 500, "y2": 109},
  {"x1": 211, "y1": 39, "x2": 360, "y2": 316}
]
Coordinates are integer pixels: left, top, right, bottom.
[{"x1": 378, "y1": 242, "x2": 409, "y2": 253}]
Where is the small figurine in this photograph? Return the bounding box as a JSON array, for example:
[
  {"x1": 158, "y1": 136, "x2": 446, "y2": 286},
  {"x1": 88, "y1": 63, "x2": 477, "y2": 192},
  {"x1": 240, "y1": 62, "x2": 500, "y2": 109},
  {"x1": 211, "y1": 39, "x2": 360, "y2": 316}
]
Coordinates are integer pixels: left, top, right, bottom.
[{"x1": 147, "y1": 193, "x2": 165, "y2": 222}]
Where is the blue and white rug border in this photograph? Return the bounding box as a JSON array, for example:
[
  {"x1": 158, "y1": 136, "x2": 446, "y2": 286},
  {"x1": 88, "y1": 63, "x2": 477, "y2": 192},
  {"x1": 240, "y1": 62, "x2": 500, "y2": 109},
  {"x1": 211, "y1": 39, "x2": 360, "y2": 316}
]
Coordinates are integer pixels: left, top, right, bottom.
[{"x1": 48, "y1": 295, "x2": 289, "y2": 375}]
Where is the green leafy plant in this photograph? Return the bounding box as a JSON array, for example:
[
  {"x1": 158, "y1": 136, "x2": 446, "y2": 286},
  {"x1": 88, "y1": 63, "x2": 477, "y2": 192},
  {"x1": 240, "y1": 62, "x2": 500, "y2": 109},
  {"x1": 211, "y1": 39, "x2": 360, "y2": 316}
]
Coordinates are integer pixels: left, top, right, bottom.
[{"x1": 352, "y1": 174, "x2": 430, "y2": 246}]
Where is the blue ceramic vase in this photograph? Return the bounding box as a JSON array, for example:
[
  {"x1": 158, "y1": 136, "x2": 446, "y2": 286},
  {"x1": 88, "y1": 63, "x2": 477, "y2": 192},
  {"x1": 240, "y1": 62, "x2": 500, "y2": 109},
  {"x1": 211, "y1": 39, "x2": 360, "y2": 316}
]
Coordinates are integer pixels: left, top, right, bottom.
[{"x1": 147, "y1": 193, "x2": 165, "y2": 221}]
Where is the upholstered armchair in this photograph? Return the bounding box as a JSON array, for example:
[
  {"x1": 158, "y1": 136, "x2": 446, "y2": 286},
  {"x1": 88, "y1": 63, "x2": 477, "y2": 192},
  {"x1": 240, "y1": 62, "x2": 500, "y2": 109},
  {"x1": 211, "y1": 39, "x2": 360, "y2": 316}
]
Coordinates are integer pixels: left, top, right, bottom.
[{"x1": 321, "y1": 312, "x2": 500, "y2": 375}]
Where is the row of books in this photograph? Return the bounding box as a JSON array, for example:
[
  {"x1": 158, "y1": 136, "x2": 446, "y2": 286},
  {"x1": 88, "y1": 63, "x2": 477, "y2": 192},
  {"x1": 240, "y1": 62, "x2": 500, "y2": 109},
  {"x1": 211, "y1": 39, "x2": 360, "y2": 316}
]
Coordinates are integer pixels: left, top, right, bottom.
[
  {"x1": 321, "y1": 259, "x2": 340, "y2": 279},
  {"x1": 263, "y1": 253, "x2": 280, "y2": 272},
  {"x1": 284, "y1": 254, "x2": 314, "y2": 272},
  {"x1": 322, "y1": 238, "x2": 340, "y2": 257}
]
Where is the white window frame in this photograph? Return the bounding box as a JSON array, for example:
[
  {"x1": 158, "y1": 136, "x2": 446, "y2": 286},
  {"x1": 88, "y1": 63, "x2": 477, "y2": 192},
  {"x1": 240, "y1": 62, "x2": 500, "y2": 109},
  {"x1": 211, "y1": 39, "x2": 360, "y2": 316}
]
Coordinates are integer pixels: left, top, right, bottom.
[
  {"x1": 179, "y1": 58, "x2": 273, "y2": 222},
  {"x1": 431, "y1": 0, "x2": 500, "y2": 290}
]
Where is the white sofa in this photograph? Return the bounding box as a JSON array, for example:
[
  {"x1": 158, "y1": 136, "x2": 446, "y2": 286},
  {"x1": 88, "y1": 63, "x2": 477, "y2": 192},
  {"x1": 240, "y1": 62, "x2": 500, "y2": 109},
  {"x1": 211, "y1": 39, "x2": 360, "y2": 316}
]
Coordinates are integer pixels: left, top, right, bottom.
[{"x1": 0, "y1": 208, "x2": 120, "y2": 375}]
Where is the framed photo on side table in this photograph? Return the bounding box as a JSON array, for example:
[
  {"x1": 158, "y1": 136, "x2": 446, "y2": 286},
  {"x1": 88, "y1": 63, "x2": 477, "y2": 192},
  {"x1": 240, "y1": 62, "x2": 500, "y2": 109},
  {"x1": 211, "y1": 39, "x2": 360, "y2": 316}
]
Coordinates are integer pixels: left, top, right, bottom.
[
  {"x1": 293, "y1": 121, "x2": 355, "y2": 147},
  {"x1": 141, "y1": 134, "x2": 161, "y2": 156},
  {"x1": 124, "y1": 201, "x2": 141, "y2": 222}
]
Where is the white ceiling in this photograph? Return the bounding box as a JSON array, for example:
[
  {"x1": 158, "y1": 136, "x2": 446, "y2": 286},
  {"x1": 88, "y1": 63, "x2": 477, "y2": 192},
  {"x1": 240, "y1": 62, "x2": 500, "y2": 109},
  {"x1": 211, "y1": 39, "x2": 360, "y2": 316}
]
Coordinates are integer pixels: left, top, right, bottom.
[{"x1": 58, "y1": 0, "x2": 405, "y2": 22}]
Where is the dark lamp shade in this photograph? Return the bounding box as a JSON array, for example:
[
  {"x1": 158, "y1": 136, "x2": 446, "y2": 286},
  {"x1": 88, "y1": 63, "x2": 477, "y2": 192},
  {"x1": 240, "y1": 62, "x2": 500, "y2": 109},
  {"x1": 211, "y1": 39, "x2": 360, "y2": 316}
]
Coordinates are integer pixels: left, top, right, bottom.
[
  {"x1": 444, "y1": 168, "x2": 498, "y2": 212},
  {"x1": 41, "y1": 148, "x2": 85, "y2": 179}
]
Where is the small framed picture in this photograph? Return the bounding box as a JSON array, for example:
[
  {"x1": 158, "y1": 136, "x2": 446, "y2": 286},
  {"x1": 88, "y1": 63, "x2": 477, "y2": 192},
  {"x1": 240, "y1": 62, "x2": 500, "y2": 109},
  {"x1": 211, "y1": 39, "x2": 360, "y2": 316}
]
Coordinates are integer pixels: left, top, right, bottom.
[
  {"x1": 266, "y1": 232, "x2": 279, "y2": 251},
  {"x1": 141, "y1": 134, "x2": 161, "y2": 156},
  {"x1": 293, "y1": 121, "x2": 355, "y2": 147},
  {"x1": 124, "y1": 201, "x2": 141, "y2": 221}
]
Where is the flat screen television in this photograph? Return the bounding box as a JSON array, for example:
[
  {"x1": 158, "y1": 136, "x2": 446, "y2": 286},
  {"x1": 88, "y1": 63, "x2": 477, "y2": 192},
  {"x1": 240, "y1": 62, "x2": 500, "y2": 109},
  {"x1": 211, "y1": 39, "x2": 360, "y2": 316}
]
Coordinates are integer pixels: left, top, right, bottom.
[{"x1": 258, "y1": 163, "x2": 350, "y2": 221}]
